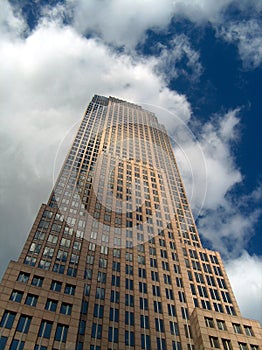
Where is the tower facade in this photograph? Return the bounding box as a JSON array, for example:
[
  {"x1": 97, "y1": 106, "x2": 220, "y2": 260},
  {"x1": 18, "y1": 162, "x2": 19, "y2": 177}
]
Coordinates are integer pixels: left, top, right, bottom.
[{"x1": 0, "y1": 95, "x2": 261, "y2": 350}]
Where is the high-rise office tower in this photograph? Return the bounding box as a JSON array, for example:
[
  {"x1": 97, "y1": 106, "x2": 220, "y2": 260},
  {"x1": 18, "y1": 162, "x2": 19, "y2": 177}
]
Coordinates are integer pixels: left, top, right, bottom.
[{"x1": 0, "y1": 95, "x2": 261, "y2": 350}]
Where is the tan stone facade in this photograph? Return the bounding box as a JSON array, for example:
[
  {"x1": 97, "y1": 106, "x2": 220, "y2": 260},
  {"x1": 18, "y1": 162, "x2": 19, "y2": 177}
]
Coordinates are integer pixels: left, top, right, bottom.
[
  {"x1": 0, "y1": 95, "x2": 261, "y2": 349},
  {"x1": 190, "y1": 308, "x2": 262, "y2": 350}
]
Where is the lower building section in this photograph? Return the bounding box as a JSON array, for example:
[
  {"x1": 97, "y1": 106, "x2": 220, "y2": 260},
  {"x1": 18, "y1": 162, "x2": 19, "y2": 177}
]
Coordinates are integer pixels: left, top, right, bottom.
[
  {"x1": 190, "y1": 308, "x2": 262, "y2": 350},
  {"x1": 0, "y1": 259, "x2": 262, "y2": 349}
]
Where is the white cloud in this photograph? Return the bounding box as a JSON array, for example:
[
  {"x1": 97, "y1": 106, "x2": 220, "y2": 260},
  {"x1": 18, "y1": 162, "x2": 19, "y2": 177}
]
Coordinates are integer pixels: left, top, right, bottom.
[
  {"x1": 69, "y1": 0, "x2": 258, "y2": 49},
  {"x1": 175, "y1": 109, "x2": 242, "y2": 213},
  {"x1": 156, "y1": 34, "x2": 203, "y2": 82},
  {"x1": 72, "y1": 0, "x2": 175, "y2": 48},
  {"x1": 225, "y1": 252, "x2": 262, "y2": 324},
  {"x1": 175, "y1": 109, "x2": 262, "y2": 258},
  {"x1": 219, "y1": 19, "x2": 262, "y2": 69},
  {"x1": 0, "y1": 0, "x2": 26, "y2": 39}
]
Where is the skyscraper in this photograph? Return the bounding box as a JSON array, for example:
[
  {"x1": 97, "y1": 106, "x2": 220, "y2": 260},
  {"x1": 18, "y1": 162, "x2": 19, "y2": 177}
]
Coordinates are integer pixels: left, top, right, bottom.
[{"x1": 0, "y1": 95, "x2": 261, "y2": 350}]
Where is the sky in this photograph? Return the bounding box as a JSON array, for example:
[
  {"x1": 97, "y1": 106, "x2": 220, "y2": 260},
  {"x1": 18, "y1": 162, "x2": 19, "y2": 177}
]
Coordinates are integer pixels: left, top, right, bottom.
[{"x1": 0, "y1": 0, "x2": 261, "y2": 323}]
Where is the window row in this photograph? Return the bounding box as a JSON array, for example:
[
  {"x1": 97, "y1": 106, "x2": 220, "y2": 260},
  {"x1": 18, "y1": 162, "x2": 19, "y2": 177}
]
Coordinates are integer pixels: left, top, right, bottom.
[
  {"x1": 17, "y1": 272, "x2": 76, "y2": 295},
  {"x1": 0, "y1": 312, "x2": 68, "y2": 343}
]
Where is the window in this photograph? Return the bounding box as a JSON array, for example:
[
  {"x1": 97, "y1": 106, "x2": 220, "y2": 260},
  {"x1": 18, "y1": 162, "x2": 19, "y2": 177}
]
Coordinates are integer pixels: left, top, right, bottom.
[
  {"x1": 91, "y1": 323, "x2": 102, "y2": 339},
  {"x1": 99, "y1": 258, "x2": 107, "y2": 268},
  {"x1": 238, "y1": 343, "x2": 248, "y2": 350},
  {"x1": 31, "y1": 275, "x2": 43, "y2": 287},
  {"x1": 39, "y1": 260, "x2": 51, "y2": 270},
  {"x1": 55, "y1": 324, "x2": 68, "y2": 342},
  {"x1": 56, "y1": 249, "x2": 68, "y2": 262},
  {"x1": 225, "y1": 305, "x2": 236, "y2": 316},
  {"x1": 125, "y1": 294, "x2": 134, "y2": 307},
  {"x1": 170, "y1": 321, "x2": 179, "y2": 335},
  {"x1": 152, "y1": 285, "x2": 161, "y2": 296},
  {"x1": 140, "y1": 314, "x2": 149, "y2": 328},
  {"x1": 168, "y1": 304, "x2": 176, "y2": 317},
  {"x1": 178, "y1": 291, "x2": 186, "y2": 303},
  {"x1": 64, "y1": 283, "x2": 75, "y2": 295},
  {"x1": 17, "y1": 272, "x2": 29, "y2": 283},
  {"x1": 172, "y1": 341, "x2": 182, "y2": 350},
  {"x1": 78, "y1": 320, "x2": 86, "y2": 335},
  {"x1": 112, "y1": 275, "x2": 120, "y2": 287},
  {"x1": 0, "y1": 336, "x2": 7, "y2": 349},
  {"x1": 209, "y1": 288, "x2": 220, "y2": 301},
  {"x1": 217, "y1": 320, "x2": 227, "y2": 330},
  {"x1": 67, "y1": 266, "x2": 77, "y2": 277},
  {"x1": 181, "y1": 307, "x2": 188, "y2": 319},
  {"x1": 165, "y1": 288, "x2": 174, "y2": 300},
  {"x1": 34, "y1": 346, "x2": 47, "y2": 350},
  {"x1": 113, "y1": 261, "x2": 121, "y2": 272},
  {"x1": 222, "y1": 339, "x2": 232, "y2": 350},
  {"x1": 250, "y1": 345, "x2": 259, "y2": 350},
  {"x1": 244, "y1": 325, "x2": 253, "y2": 336},
  {"x1": 126, "y1": 264, "x2": 133, "y2": 275},
  {"x1": 10, "y1": 290, "x2": 23, "y2": 303},
  {"x1": 233, "y1": 323, "x2": 242, "y2": 334},
  {"x1": 210, "y1": 336, "x2": 220, "y2": 348},
  {"x1": 97, "y1": 271, "x2": 107, "y2": 283},
  {"x1": 125, "y1": 311, "x2": 134, "y2": 325},
  {"x1": 139, "y1": 282, "x2": 147, "y2": 293},
  {"x1": 60, "y1": 303, "x2": 72, "y2": 315},
  {"x1": 45, "y1": 299, "x2": 57, "y2": 312},
  {"x1": 221, "y1": 291, "x2": 232, "y2": 304},
  {"x1": 76, "y1": 343, "x2": 83, "y2": 350},
  {"x1": 96, "y1": 287, "x2": 105, "y2": 299},
  {"x1": 9, "y1": 339, "x2": 25, "y2": 350},
  {"x1": 201, "y1": 299, "x2": 211, "y2": 310},
  {"x1": 198, "y1": 285, "x2": 208, "y2": 298},
  {"x1": 111, "y1": 290, "x2": 119, "y2": 303},
  {"x1": 155, "y1": 318, "x2": 165, "y2": 332},
  {"x1": 141, "y1": 334, "x2": 151, "y2": 350},
  {"x1": 214, "y1": 302, "x2": 224, "y2": 313},
  {"x1": 205, "y1": 317, "x2": 215, "y2": 328},
  {"x1": 125, "y1": 331, "x2": 134, "y2": 346},
  {"x1": 157, "y1": 337, "x2": 166, "y2": 350},
  {"x1": 154, "y1": 301, "x2": 163, "y2": 313},
  {"x1": 47, "y1": 233, "x2": 58, "y2": 245},
  {"x1": 140, "y1": 297, "x2": 148, "y2": 310},
  {"x1": 0, "y1": 310, "x2": 16, "y2": 329},
  {"x1": 38, "y1": 320, "x2": 53, "y2": 338},
  {"x1": 81, "y1": 300, "x2": 88, "y2": 315},
  {"x1": 108, "y1": 327, "x2": 118, "y2": 343},
  {"x1": 151, "y1": 271, "x2": 159, "y2": 281},
  {"x1": 138, "y1": 267, "x2": 146, "y2": 278},
  {"x1": 25, "y1": 294, "x2": 38, "y2": 306},
  {"x1": 94, "y1": 304, "x2": 104, "y2": 318},
  {"x1": 50, "y1": 280, "x2": 62, "y2": 292},
  {"x1": 16, "y1": 315, "x2": 31, "y2": 333},
  {"x1": 87, "y1": 255, "x2": 94, "y2": 265},
  {"x1": 110, "y1": 308, "x2": 119, "y2": 322}
]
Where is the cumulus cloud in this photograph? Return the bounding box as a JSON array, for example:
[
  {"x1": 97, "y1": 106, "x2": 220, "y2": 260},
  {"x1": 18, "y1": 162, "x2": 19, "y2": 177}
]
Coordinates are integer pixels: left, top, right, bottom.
[
  {"x1": 175, "y1": 109, "x2": 262, "y2": 258},
  {"x1": 156, "y1": 34, "x2": 203, "y2": 83},
  {"x1": 225, "y1": 252, "x2": 262, "y2": 324},
  {"x1": 218, "y1": 19, "x2": 262, "y2": 69},
  {"x1": 67, "y1": 0, "x2": 256, "y2": 49},
  {"x1": 175, "y1": 109, "x2": 241, "y2": 212},
  {"x1": 0, "y1": 0, "x2": 27, "y2": 38}
]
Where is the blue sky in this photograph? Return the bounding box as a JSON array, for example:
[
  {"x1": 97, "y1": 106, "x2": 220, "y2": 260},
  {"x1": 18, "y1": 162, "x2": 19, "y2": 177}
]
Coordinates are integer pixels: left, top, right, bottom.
[{"x1": 0, "y1": 0, "x2": 261, "y2": 322}]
